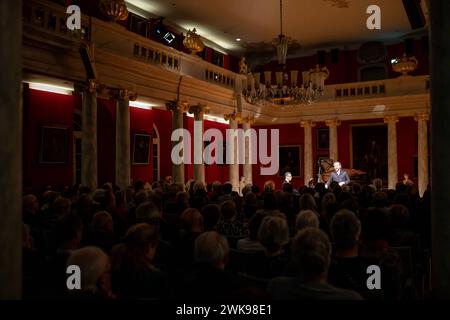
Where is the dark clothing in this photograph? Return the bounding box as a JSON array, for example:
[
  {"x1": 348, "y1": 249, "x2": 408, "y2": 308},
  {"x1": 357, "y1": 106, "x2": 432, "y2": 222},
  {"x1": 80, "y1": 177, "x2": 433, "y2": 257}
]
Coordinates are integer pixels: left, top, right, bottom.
[
  {"x1": 181, "y1": 263, "x2": 241, "y2": 300},
  {"x1": 247, "y1": 251, "x2": 290, "y2": 279},
  {"x1": 328, "y1": 256, "x2": 379, "y2": 294},
  {"x1": 326, "y1": 170, "x2": 351, "y2": 188},
  {"x1": 112, "y1": 266, "x2": 170, "y2": 300},
  {"x1": 268, "y1": 277, "x2": 363, "y2": 300}
]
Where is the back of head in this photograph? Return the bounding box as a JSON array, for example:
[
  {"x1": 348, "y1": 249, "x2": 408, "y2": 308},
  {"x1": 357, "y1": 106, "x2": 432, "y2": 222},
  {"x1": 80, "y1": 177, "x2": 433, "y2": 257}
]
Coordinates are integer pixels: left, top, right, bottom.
[
  {"x1": 263, "y1": 180, "x2": 275, "y2": 192},
  {"x1": 124, "y1": 222, "x2": 159, "y2": 250},
  {"x1": 194, "y1": 231, "x2": 229, "y2": 268},
  {"x1": 92, "y1": 211, "x2": 114, "y2": 234},
  {"x1": 258, "y1": 215, "x2": 289, "y2": 252},
  {"x1": 373, "y1": 178, "x2": 383, "y2": 190},
  {"x1": 193, "y1": 181, "x2": 206, "y2": 194},
  {"x1": 53, "y1": 196, "x2": 72, "y2": 216},
  {"x1": 372, "y1": 191, "x2": 388, "y2": 208},
  {"x1": 330, "y1": 209, "x2": 361, "y2": 250},
  {"x1": 55, "y1": 212, "x2": 83, "y2": 248},
  {"x1": 296, "y1": 210, "x2": 320, "y2": 231},
  {"x1": 222, "y1": 183, "x2": 232, "y2": 195},
  {"x1": 220, "y1": 200, "x2": 237, "y2": 221},
  {"x1": 180, "y1": 208, "x2": 204, "y2": 232},
  {"x1": 201, "y1": 204, "x2": 221, "y2": 231},
  {"x1": 23, "y1": 194, "x2": 39, "y2": 213},
  {"x1": 135, "y1": 201, "x2": 161, "y2": 225},
  {"x1": 67, "y1": 246, "x2": 110, "y2": 292},
  {"x1": 134, "y1": 190, "x2": 149, "y2": 206},
  {"x1": 389, "y1": 204, "x2": 410, "y2": 228},
  {"x1": 292, "y1": 227, "x2": 331, "y2": 279},
  {"x1": 299, "y1": 193, "x2": 317, "y2": 212}
]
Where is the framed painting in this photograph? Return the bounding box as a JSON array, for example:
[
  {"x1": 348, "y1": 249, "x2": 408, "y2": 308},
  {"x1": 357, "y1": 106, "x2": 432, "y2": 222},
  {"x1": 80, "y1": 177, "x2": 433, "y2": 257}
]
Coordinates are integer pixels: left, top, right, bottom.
[
  {"x1": 279, "y1": 145, "x2": 301, "y2": 177},
  {"x1": 39, "y1": 126, "x2": 68, "y2": 164},
  {"x1": 132, "y1": 133, "x2": 151, "y2": 165},
  {"x1": 317, "y1": 128, "x2": 329, "y2": 150}
]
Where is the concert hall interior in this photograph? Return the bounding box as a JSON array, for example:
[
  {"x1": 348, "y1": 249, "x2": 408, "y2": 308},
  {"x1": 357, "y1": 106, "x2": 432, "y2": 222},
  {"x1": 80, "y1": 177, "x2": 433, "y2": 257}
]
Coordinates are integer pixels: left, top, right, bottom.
[{"x1": 2, "y1": 0, "x2": 450, "y2": 302}]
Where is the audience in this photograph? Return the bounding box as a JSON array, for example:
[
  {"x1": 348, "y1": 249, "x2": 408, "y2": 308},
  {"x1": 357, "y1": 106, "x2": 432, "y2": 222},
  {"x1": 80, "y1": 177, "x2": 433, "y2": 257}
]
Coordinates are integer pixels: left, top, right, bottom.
[
  {"x1": 21, "y1": 176, "x2": 429, "y2": 301},
  {"x1": 268, "y1": 228, "x2": 362, "y2": 300}
]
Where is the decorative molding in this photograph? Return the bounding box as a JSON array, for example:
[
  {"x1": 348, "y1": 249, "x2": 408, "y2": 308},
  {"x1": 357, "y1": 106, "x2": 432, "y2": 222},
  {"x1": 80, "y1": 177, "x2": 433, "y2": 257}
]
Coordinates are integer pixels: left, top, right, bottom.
[
  {"x1": 325, "y1": 119, "x2": 341, "y2": 127},
  {"x1": 188, "y1": 104, "x2": 209, "y2": 118},
  {"x1": 383, "y1": 115, "x2": 399, "y2": 123},
  {"x1": 300, "y1": 120, "x2": 316, "y2": 128},
  {"x1": 224, "y1": 111, "x2": 242, "y2": 122},
  {"x1": 110, "y1": 88, "x2": 137, "y2": 101},
  {"x1": 166, "y1": 101, "x2": 189, "y2": 113},
  {"x1": 414, "y1": 113, "x2": 429, "y2": 122},
  {"x1": 74, "y1": 79, "x2": 105, "y2": 94},
  {"x1": 241, "y1": 115, "x2": 255, "y2": 125}
]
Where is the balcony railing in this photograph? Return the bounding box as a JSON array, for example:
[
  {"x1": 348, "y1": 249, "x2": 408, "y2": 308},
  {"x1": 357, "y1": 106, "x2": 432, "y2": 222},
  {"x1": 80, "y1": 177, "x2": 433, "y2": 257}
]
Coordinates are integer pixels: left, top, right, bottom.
[
  {"x1": 323, "y1": 75, "x2": 429, "y2": 101},
  {"x1": 23, "y1": 0, "x2": 90, "y2": 43}
]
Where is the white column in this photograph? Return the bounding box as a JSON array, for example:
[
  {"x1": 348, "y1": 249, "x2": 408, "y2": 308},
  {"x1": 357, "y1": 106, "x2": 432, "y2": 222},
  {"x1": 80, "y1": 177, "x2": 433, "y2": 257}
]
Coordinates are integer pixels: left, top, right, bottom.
[
  {"x1": 325, "y1": 119, "x2": 341, "y2": 162},
  {"x1": 166, "y1": 101, "x2": 187, "y2": 185},
  {"x1": 301, "y1": 120, "x2": 316, "y2": 186},
  {"x1": 225, "y1": 112, "x2": 240, "y2": 192},
  {"x1": 242, "y1": 116, "x2": 255, "y2": 185},
  {"x1": 384, "y1": 116, "x2": 399, "y2": 189},
  {"x1": 115, "y1": 89, "x2": 135, "y2": 190},
  {"x1": 189, "y1": 104, "x2": 208, "y2": 184},
  {"x1": 80, "y1": 80, "x2": 99, "y2": 191},
  {"x1": 415, "y1": 113, "x2": 429, "y2": 197}
]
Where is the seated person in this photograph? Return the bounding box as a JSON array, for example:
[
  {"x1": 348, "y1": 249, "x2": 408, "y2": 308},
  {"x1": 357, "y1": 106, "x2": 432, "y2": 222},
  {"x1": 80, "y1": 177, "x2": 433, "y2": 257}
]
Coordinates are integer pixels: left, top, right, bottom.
[
  {"x1": 65, "y1": 246, "x2": 114, "y2": 299},
  {"x1": 111, "y1": 223, "x2": 170, "y2": 299},
  {"x1": 180, "y1": 231, "x2": 240, "y2": 300},
  {"x1": 328, "y1": 209, "x2": 379, "y2": 296},
  {"x1": 247, "y1": 215, "x2": 290, "y2": 278},
  {"x1": 237, "y1": 212, "x2": 266, "y2": 252},
  {"x1": 325, "y1": 161, "x2": 350, "y2": 189},
  {"x1": 268, "y1": 227, "x2": 362, "y2": 300}
]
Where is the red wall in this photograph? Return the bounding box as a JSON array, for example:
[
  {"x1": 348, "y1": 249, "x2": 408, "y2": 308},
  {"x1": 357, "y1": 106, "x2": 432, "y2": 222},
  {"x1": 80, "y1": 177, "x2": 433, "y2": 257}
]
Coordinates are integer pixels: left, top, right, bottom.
[
  {"x1": 23, "y1": 88, "x2": 75, "y2": 191},
  {"x1": 130, "y1": 107, "x2": 154, "y2": 184},
  {"x1": 397, "y1": 117, "x2": 418, "y2": 182},
  {"x1": 252, "y1": 123, "x2": 304, "y2": 190},
  {"x1": 203, "y1": 119, "x2": 230, "y2": 183},
  {"x1": 153, "y1": 109, "x2": 173, "y2": 181},
  {"x1": 249, "y1": 118, "x2": 419, "y2": 190}
]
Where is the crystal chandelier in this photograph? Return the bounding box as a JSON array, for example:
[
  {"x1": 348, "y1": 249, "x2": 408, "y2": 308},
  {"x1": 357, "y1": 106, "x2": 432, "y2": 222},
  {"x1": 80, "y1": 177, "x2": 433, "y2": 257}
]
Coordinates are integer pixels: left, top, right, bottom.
[{"x1": 242, "y1": 0, "x2": 329, "y2": 106}]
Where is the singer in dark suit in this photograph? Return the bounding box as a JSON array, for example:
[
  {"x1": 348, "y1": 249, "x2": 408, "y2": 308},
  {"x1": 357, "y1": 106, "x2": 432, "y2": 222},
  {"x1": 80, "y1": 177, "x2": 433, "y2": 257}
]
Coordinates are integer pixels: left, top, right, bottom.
[{"x1": 325, "y1": 161, "x2": 350, "y2": 189}]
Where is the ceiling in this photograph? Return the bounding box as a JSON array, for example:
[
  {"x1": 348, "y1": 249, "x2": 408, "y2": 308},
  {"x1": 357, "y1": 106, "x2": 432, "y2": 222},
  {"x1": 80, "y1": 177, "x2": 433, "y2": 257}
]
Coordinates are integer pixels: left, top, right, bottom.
[{"x1": 126, "y1": 0, "x2": 417, "y2": 57}]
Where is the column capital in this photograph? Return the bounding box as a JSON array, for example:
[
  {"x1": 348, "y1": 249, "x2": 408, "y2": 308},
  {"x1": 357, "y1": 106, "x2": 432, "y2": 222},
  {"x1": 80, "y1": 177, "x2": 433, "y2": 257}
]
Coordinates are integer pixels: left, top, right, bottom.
[
  {"x1": 166, "y1": 100, "x2": 189, "y2": 113},
  {"x1": 188, "y1": 104, "x2": 209, "y2": 118},
  {"x1": 325, "y1": 119, "x2": 341, "y2": 127},
  {"x1": 383, "y1": 115, "x2": 399, "y2": 123},
  {"x1": 109, "y1": 88, "x2": 137, "y2": 101},
  {"x1": 414, "y1": 113, "x2": 430, "y2": 122},
  {"x1": 74, "y1": 79, "x2": 105, "y2": 94},
  {"x1": 224, "y1": 111, "x2": 242, "y2": 122},
  {"x1": 241, "y1": 115, "x2": 255, "y2": 125},
  {"x1": 300, "y1": 120, "x2": 316, "y2": 128}
]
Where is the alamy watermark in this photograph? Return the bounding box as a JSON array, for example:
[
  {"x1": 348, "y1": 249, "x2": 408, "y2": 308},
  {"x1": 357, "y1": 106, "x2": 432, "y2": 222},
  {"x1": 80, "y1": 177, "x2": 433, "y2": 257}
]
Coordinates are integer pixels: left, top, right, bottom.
[
  {"x1": 171, "y1": 121, "x2": 279, "y2": 175},
  {"x1": 66, "y1": 5, "x2": 81, "y2": 31}
]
